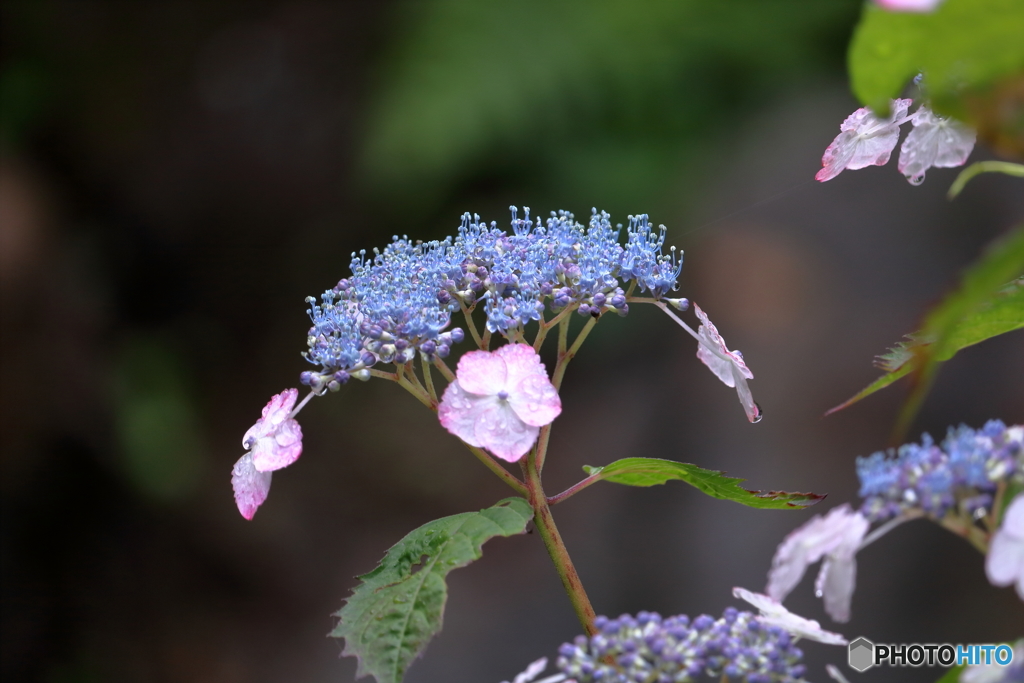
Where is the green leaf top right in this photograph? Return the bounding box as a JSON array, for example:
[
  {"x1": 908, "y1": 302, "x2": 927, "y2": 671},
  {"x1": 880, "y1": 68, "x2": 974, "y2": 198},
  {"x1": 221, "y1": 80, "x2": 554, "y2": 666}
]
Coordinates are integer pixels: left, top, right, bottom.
[{"x1": 850, "y1": 0, "x2": 1024, "y2": 158}]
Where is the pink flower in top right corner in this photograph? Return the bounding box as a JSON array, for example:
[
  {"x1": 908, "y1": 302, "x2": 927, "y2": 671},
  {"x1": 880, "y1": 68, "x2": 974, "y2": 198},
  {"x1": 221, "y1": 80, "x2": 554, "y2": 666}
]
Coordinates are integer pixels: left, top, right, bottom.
[
  {"x1": 897, "y1": 105, "x2": 976, "y2": 185},
  {"x1": 874, "y1": 0, "x2": 944, "y2": 12},
  {"x1": 816, "y1": 99, "x2": 912, "y2": 182}
]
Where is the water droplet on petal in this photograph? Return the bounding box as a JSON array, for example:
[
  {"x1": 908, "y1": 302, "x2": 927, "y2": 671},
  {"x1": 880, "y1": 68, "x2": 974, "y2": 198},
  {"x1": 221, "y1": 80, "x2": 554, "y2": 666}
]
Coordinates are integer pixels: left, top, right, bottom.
[{"x1": 752, "y1": 403, "x2": 764, "y2": 424}]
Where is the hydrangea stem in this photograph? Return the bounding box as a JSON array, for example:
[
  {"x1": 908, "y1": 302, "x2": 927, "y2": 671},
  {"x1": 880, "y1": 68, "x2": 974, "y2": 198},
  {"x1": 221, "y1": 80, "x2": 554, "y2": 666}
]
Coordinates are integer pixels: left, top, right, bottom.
[
  {"x1": 522, "y1": 451, "x2": 598, "y2": 636},
  {"x1": 939, "y1": 512, "x2": 990, "y2": 554}
]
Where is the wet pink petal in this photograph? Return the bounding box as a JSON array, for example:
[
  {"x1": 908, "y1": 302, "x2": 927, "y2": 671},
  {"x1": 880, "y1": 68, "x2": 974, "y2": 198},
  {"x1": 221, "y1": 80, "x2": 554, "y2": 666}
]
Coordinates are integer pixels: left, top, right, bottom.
[
  {"x1": 897, "y1": 105, "x2": 976, "y2": 185},
  {"x1": 456, "y1": 350, "x2": 508, "y2": 395},
  {"x1": 767, "y1": 504, "x2": 869, "y2": 622},
  {"x1": 733, "y1": 588, "x2": 848, "y2": 645},
  {"x1": 243, "y1": 388, "x2": 303, "y2": 472},
  {"x1": 986, "y1": 494, "x2": 1024, "y2": 600},
  {"x1": 473, "y1": 400, "x2": 539, "y2": 461},
  {"x1": 438, "y1": 344, "x2": 560, "y2": 462},
  {"x1": 816, "y1": 554, "x2": 859, "y2": 622},
  {"x1": 694, "y1": 305, "x2": 759, "y2": 423},
  {"x1": 816, "y1": 99, "x2": 912, "y2": 182},
  {"x1": 509, "y1": 372, "x2": 562, "y2": 428},
  {"x1": 232, "y1": 452, "x2": 272, "y2": 520}
]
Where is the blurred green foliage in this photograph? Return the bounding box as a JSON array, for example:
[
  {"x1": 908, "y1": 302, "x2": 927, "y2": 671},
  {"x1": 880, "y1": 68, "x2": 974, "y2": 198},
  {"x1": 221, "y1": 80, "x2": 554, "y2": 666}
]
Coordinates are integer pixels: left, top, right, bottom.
[
  {"x1": 361, "y1": 0, "x2": 860, "y2": 216},
  {"x1": 113, "y1": 336, "x2": 206, "y2": 502},
  {"x1": 0, "y1": 61, "x2": 50, "y2": 149}
]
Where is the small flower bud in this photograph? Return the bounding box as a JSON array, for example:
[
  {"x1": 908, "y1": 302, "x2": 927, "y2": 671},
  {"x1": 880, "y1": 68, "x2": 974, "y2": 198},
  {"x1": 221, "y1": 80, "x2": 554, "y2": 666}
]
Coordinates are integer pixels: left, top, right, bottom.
[{"x1": 666, "y1": 297, "x2": 690, "y2": 311}]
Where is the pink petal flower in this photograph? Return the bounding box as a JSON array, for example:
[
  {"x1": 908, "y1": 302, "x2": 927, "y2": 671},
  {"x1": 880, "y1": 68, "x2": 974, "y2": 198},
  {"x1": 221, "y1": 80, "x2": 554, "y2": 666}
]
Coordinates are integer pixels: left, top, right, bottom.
[
  {"x1": 242, "y1": 388, "x2": 303, "y2": 472},
  {"x1": 986, "y1": 493, "x2": 1024, "y2": 600},
  {"x1": 897, "y1": 105, "x2": 976, "y2": 185},
  {"x1": 694, "y1": 304, "x2": 760, "y2": 423},
  {"x1": 231, "y1": 452, "x2": 272, "y2": 520},
  {"x1": 874, "y1": 0, "x2": 944, "y2": 11},
  {"x1": 767, "y1": 504, "x2": 869, "y2": 622},
  {"x1": 815, "y1": 99, "x2": 912, "y2": 182},
  {"x1": 733, "y1": 587, "x2": 848, "y2": 645},
  {"x1": 438, "y1": 344, "x2": 561, "y2": 462}
]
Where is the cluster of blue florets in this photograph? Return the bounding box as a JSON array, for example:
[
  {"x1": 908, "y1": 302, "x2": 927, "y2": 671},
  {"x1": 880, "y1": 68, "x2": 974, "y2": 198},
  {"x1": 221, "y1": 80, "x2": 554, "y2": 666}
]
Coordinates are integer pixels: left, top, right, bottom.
[
  {"x1": 300, "y1": 207, "x2": 683, "y2": 388},
  {"x1": 856, "y1": 420, "x2": 1023, "y2": 522},
  {"x1": 556, "y1": 610, "x2": 808, "y2": 683}
]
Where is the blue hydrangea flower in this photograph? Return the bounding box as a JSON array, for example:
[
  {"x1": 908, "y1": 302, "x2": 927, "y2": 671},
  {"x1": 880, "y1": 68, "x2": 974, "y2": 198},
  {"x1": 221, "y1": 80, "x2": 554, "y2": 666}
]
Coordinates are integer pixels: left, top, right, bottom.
[
  {"x1": 556, "y1": 610, "x2": 809, "y2": 683},
  {"x1": 300, "y1": 207, "x2": 684, "y2": 385},
  {"x1": 856, "y1": 421, "x2": 1023, "y2": 522}
]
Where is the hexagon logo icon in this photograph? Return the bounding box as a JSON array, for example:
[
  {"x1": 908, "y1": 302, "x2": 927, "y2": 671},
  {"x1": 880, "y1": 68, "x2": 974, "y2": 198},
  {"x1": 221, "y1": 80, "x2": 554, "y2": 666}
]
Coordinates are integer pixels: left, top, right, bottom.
[{"x1": 848, "y1": 637, "x2": 875, "y2": 672}]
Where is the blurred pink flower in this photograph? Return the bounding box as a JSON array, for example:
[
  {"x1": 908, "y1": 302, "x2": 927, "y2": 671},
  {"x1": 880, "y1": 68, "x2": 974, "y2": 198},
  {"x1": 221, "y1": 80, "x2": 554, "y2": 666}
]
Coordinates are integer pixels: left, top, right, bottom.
[
  {"x1": 438, "y1": 344, "x2": 561, "y2": 462},
  {"x1": 767, "y1": 504, "x2": 869, "y2": 622},
  {"x1": 500, "y1": 657, "x2": 568, "y2": 683},
  {"x1": 874, "y1": 0, "x2": 944, "y2": 12},
  {"x1": 816, "y1": 99, "x2": 912, "y2": 182},
  {"x1": 986, "y1": 493, "x2": 1024, "y2": 600},
  {"x1": 694, "y1": 304, "x2": 760, "y2": 423},
  {"x1": 231, "y1": 388, "x2": 304, "y2": 520},
  {"x1": 733, "y1": 587, "x2": 848, "y2": 645},
  {"x1": 897, "y1": 105, "x2": 976, "y2": 185}
]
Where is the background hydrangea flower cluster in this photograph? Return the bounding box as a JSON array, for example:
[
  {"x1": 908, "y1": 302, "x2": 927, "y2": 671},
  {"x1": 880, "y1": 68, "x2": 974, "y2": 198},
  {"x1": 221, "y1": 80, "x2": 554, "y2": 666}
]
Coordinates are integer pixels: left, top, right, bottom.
[
  {"x1": 556, "y1": 610, "x2": 809, "y2": 683},
  {"x1": 300, "y1": 207, "x2": 682, "y2": 389},
  {"x1": 856, "y1": 420, "x2": 1023, "y2": 522}
]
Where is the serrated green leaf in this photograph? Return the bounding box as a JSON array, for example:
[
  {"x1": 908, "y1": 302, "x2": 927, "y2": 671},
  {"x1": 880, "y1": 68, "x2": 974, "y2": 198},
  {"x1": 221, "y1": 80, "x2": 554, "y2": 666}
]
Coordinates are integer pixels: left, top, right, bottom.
[
  {"x1": 331, "y1": 498, "x2": 533, "y2": 683},
  {"x1": 829, "y1": 225, "x2": 1024, "y2": 415},
  {"x1": 582, "y1": 458, "x2": 825, "y2": 509},
  {"x1": 849, "y1": 0, "x2": 1024, "y2": 117}
]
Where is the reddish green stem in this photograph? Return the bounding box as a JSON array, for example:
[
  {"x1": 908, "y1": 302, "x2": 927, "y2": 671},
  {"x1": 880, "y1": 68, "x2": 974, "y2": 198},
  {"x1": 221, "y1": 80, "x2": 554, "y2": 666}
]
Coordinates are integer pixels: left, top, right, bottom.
[{"x1": 522, "y1": 452, "x2": 598, "y2": 636}]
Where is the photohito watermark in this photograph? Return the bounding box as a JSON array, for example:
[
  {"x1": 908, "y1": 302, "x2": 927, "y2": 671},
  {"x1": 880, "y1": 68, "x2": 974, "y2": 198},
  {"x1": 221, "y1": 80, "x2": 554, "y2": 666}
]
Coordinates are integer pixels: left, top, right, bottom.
[{"x1": 848, "y1": 637, "x2": 1014, "y2": 673}]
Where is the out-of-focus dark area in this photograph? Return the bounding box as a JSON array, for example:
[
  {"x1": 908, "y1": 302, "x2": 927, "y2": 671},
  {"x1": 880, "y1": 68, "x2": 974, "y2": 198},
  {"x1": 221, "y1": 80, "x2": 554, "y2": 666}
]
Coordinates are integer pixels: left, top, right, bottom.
[{"x1": 1, "y1": 2, "x2": 1021, "y2": 682}]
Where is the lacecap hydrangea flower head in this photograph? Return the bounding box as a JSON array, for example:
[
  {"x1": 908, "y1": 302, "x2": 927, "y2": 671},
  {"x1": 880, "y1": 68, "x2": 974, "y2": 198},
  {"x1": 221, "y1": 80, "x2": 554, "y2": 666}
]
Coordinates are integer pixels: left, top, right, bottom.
[{"x1": 232, "y1": 207, "x2": 765, "y2": 517}]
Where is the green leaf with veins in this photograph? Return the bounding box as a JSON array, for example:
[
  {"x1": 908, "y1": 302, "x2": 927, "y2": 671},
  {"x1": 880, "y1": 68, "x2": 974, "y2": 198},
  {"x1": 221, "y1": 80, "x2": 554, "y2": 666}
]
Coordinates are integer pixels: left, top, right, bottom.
[
  {"x1": 583, "y1": 458, "x2": 825, "y2": 509},
  {"x1": 331, "y1": 498, "x2": 533, "y2": 683},
  {"x1": 828, "y1": 225, "x2": 1024, "y2": 415}
]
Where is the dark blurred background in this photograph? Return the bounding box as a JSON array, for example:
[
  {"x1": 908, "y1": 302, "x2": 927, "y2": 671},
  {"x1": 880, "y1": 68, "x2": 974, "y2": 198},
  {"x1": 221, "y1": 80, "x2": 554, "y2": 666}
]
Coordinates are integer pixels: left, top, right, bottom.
[{"x1": 1, "y1": 2, "x2": 1021, "y2": 682}]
